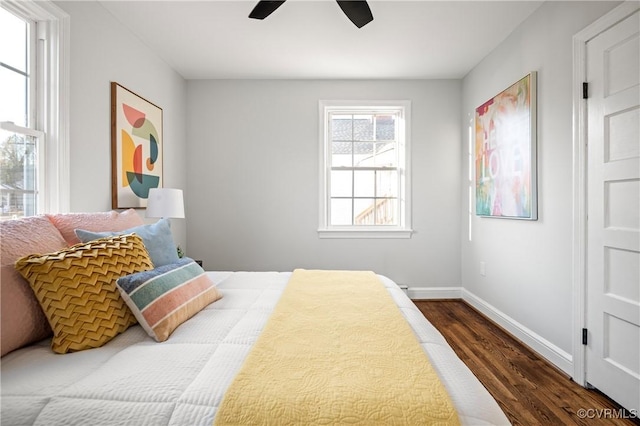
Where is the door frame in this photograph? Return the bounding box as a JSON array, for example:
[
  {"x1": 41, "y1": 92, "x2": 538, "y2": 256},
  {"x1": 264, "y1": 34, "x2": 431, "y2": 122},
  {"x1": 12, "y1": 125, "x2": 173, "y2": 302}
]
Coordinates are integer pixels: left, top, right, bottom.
[{"x1": 571, "y1": 0, "x2": 640, "y2": 387}]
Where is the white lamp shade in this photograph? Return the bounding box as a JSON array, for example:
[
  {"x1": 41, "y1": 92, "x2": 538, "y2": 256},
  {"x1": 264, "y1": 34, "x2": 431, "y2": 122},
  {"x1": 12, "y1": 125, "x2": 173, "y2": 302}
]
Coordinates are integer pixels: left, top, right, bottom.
[{"x1": 146, "y1": 188, "x2": 185, "y2": 219}]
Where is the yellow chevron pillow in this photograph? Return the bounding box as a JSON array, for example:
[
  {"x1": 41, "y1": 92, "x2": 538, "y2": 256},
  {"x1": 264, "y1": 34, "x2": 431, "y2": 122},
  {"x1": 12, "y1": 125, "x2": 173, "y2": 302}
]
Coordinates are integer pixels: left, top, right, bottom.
[{"x1": 15, "y1": 233, "x2": 153, "y2": 354}]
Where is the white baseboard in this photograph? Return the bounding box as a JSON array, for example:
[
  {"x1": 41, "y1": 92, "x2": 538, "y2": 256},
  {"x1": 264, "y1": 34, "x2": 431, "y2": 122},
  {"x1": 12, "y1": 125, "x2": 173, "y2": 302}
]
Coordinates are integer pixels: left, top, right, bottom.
[
  {"x1": 407, "y1": 286, "x2": 573, "y2": 376},
  {"x1": 408, "y1": 287, "x2": 462, "y2": 300},
  {"x1": 461, "y1": 289, "x2": 573, "y2": 376}
]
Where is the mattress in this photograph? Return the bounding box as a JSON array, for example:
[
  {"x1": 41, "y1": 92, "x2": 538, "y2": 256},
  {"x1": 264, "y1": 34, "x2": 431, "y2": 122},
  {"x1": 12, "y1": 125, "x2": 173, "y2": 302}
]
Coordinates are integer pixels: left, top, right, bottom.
[{"x1": 1, "y1": 271, "x2": 510, "y2": 425}]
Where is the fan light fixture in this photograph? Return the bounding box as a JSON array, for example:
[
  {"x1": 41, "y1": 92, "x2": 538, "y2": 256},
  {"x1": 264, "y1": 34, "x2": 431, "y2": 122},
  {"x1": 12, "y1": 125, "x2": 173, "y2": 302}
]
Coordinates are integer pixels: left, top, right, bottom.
[{"x1": 249, "y1": 0, "x2": 374, "y2": 28}]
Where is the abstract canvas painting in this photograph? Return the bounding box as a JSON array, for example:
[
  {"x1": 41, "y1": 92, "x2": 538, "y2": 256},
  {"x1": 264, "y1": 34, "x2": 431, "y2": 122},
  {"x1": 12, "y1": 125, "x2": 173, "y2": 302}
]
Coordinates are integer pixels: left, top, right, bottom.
[
  {"x1": 475, "y1": 72, "x2": 537, "y2": 220},
  {"x1": 111, "y1": 83, "x2": 163, "y2": 209}
]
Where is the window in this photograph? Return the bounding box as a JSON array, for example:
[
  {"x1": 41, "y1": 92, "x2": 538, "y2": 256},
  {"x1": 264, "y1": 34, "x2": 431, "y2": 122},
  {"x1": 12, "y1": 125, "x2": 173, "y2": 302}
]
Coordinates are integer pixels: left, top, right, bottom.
[
  {"x1": 0, "y1": 0, "x2": 69, "y2": 220},
  {"x1": 468, "y1": 115, "x2": 473, "y2": 241},
  {"x1": 0, "y1": 7, "x2": 40, "y2": 218},
  {"x1": 319, "y1": 100, "x2": 412, "y2": 238}
]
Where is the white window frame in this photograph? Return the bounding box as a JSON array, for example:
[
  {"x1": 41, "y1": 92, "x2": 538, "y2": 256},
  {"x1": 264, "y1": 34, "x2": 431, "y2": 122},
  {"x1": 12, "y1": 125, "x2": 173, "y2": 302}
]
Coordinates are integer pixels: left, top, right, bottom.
[
  {"x1": 1, "y1": 0, "x2": 70, "y2": 214},
  {"x1": 318, "y1": 100, "x2": 412, "y2": 239}
]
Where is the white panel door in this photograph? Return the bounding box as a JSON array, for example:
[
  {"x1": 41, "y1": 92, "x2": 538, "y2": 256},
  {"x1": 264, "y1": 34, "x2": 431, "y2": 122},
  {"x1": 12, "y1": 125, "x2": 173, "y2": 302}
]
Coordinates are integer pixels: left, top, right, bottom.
[{"x1": 586, "y1": 9, "x2": 640, "y2": 413}]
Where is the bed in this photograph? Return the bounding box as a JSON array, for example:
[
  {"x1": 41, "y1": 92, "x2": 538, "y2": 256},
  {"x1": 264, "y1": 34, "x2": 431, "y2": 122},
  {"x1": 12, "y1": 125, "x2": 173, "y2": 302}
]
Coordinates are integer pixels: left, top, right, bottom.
[{"x1": 1, "y1": 270, "x2": 509, "y2": 425}]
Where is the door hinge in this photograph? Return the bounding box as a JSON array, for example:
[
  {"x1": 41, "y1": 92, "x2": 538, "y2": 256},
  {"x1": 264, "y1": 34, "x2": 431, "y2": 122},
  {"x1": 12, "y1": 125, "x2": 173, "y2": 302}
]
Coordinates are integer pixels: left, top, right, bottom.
[
  {"x1": 582, "y1": 328, "x2": 588, "y2": 345},
  {"x1": 583, "y1": 82, "x2": 589, "y2": 99}
]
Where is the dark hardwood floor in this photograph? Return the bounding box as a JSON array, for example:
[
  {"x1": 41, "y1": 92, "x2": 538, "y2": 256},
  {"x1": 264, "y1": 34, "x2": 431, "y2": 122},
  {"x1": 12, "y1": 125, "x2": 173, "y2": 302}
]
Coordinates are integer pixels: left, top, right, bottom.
[{"x1": 414, "y1": 300, "x2": 639, "y2": 426}]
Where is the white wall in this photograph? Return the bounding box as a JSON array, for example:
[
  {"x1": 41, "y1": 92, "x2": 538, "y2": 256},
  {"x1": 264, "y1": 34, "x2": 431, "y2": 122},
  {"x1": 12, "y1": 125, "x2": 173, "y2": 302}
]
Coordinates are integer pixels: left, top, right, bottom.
[
  {"x1": 461, "y1": 1, "x2": 620, "y2": 362},
  {"x1": 187, "y1": 80, "x2": 461, "y2": 287},
  {"x1": 55, "y1": 1, "x2": 188, "y2": 247}
]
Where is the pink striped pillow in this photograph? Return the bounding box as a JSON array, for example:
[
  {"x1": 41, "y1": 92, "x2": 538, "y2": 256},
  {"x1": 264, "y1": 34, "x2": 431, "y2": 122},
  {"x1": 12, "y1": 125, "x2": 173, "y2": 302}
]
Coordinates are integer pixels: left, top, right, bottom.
[{"x1": 116, "y1": 258, "x2": 222, "y2": 342}]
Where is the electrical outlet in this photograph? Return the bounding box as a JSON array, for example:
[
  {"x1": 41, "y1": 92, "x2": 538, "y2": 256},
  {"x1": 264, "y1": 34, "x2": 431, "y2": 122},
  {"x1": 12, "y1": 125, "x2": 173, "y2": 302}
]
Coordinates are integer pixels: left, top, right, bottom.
[{"x1": 480, "y1": 261, "x2": 486, "y2": 277}]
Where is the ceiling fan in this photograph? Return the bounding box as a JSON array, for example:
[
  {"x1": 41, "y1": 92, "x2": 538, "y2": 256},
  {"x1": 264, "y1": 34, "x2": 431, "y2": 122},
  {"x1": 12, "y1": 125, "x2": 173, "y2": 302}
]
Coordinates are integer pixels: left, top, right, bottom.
[{"x1": 249, "y1": 1, "x2": 374, "y2": 28}]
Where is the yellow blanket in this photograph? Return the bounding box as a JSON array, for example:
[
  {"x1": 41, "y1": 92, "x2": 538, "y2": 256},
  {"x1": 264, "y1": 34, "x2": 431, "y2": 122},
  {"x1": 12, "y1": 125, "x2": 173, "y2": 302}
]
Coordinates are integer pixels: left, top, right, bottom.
[{"x1": 214, "y1": 269, "x2": 460, "y2": 425}]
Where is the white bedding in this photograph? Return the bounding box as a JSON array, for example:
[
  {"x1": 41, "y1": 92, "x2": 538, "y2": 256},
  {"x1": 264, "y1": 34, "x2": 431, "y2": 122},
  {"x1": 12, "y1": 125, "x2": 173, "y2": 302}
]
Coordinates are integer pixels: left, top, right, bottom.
[{"x1": 1, "y1": 271, "x2": 509, "y2": 425}]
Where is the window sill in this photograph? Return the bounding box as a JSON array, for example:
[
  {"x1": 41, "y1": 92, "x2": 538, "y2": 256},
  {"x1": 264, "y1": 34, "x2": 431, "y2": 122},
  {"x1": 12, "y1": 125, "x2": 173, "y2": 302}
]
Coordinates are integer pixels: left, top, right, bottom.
[{"x1": 317, "y1": 228, "x2": 413, "y2": 239}]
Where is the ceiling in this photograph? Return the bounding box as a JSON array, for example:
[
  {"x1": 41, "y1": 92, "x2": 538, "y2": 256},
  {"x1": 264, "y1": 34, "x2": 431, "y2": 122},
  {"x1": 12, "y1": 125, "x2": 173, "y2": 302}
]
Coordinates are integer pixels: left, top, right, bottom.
[{"x1": 98, "y1": 0, "x2": 543, "y2": 80}]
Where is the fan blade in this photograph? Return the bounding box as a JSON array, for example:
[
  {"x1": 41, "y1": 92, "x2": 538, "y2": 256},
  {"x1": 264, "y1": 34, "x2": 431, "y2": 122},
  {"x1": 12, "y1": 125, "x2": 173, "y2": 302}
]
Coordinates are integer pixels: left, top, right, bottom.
[
  {"x1": 249, "y1": 1, "x2": 287, "y2": 20},
  {"x1": 336, "y1": 1, "x2": 373, "y2": 28}
]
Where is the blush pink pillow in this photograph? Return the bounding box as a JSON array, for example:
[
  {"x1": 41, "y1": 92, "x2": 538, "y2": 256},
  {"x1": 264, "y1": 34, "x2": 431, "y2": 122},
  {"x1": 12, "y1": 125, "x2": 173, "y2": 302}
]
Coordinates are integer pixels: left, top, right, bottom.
[
  {"x1": 1, "y1": 216, "x2": 68, "y2": 356},
  {"x1": 46, "y1": 209, "x2": 144, "y2": 246}
]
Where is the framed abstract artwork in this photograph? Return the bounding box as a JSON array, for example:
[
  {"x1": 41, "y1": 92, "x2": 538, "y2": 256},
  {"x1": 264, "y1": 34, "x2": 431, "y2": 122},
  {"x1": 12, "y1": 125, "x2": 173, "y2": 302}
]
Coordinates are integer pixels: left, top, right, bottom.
[
  {"x1": 475, "y1": 72, "x2": 537, "y2": 220},
  {"x1": 111, "y1": 82, "x2": 163, "y2": 209}
]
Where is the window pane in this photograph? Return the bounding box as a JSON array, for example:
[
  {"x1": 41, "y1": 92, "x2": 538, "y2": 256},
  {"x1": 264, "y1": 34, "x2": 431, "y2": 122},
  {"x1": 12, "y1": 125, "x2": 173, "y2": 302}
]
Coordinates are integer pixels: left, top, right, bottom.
[
  {"x1": 353, "y1": 115, "x2": 373, "y2": 141},
  {"x1": 0, "y1": 8, "x2": 28, "y2": 72},
  {"x1": 330, "y1": 198, "x2": 352, "y2": 225},
  {"x1": 0, "y1": 129, "x2": 38, "y2": 220},
  {"x1": 332, "y1": 141, "x2": 352, "y2": 167},
  {"x1": 353, "y1": 142, "x2": 374, "y2": 166},
  {"x1": 375, "y1": 115, "x2": 395, "y2": 141},
  {"x1": 330, "y1": 170, "x2": 352, "y2": 197},
  {"x1": 353, "y1": 170, "x2": 374, "y2": 197},
  {"x1": 354, "y1": 198, "x2": 375, "y2": 225},
  {"x1": 331, "y1": 115, "x2": 352, "y2": 141},
  {"x1": 374, "y1": 142, "x2": 397, "y2": 167},
  {"x1": 375, "y1": 198, "x2": 397, "y2": 225},
  {"x1": 376, "y1": 170, "x2": 397, "y2": 197},
  {"x1": 0, "y1": 66, "x2": 28, "y2": 127}
]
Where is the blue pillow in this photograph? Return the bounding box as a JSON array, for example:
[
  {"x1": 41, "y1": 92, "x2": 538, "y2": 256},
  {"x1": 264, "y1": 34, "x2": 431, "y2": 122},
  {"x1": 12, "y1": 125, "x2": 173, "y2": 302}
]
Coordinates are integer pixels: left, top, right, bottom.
[{"x1": 75, "y1": 218, "x2": 179, "y2": 267}]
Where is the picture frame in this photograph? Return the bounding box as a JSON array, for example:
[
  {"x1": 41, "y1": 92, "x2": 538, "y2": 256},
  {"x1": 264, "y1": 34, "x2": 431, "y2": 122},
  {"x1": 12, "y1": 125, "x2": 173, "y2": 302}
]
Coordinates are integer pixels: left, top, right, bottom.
[
  {"x1": 475, "y1": 72, "x2": 537, "y2": 220},
  {"x1": 111, "y1": 82, "x2": 163, "y2": 209}
]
